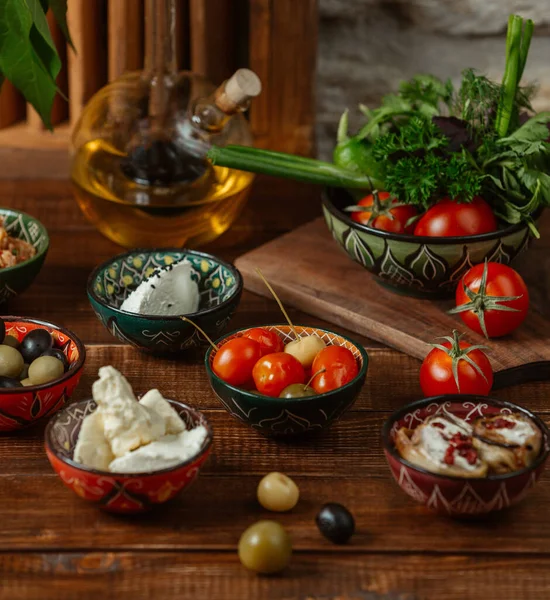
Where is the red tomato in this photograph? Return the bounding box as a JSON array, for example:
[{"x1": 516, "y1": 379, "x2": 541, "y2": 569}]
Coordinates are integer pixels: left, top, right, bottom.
[
  {"x1": 243, "y1": 327, "x2": 284, "y2": 356},
  {"x1": 213, "y1": 337, "x2": 263, "y2": 387},
  {"x1": 253, "y1": 352, "x2": 305, "y2": 397},
  {"x1": 350, "y1": 192, "x2": 417, "y2": 234},
  {"x1": 311, "y1": 345, "x2": 359, "y2": 394},
  {"x1": 453, "y1": 262, "x2": 529, "y2": 338},
  {"x1": 420, "y1": 330, "x2": 493, "y2": 396},
  {"x1": 414, "y1": 196, "x2": 497, "y2": 237}
]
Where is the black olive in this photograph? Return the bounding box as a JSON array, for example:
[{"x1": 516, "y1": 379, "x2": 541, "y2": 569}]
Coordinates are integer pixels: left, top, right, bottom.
[
  {"x1": 41, "y1": 348, "x2": 69, "y2": 371},
  {"x1": 0, "y1": 376, "x2": 23, "y2": 388},
  {"x1": 0, "y1": 318, "x2": 5, "y2": 344},
  {"x1": 20, "y1": 330, "x2": 53, "y2": 363},
  {"x1": 315, "y1": 502, "x2": 355, "y2": 544}
]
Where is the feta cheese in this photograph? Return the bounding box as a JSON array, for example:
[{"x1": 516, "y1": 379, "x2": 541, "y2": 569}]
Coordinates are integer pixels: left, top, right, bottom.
[
  {"x1": 73, "y1": 411, "x2": 114, "y2": 471},
  {"x1": 120, "y1": 260, "x2": 199, "y2": 316},
  {"x1": 108, "y1": 427, "x2": 208, "y2": 473},
  {"x1": 73, "y1": 366, "x2": 207, "y2": 475},
  {"x1": 92, "y1": 366, "x2": 166, "y2": 458},
  {"x1": 140, "y1": 389, "x2": 185, "y2": 434}
]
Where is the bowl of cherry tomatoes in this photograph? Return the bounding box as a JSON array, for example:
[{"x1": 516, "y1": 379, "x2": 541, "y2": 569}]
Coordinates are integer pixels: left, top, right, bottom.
[
  {"x1": 322, "y1": 187, "x2": 540, "y2": 298},
  {"x1": 205, "y1": 324, "x2": 368, "y2": 436}
]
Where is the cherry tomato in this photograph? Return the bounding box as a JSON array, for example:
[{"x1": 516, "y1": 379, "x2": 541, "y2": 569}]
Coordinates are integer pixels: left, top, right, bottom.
[
  {"x1": 414, "y1": 196, "x2": 497, "y2": 237},
  {"x1": 243, "y1": 328, "x2": 284, "y2": 356},
  {"x1": 350, "y1": 192, "x2": 417, "y2": 234},
  {"x1": 311, "y1": 346, "x2": 359, "y2": 394},
  {"x1": 453, "y1": 262, "x2": 529, "y2": 338},
  {"x1": 213, "y1": 337, "x2": 263, "y2": 387},
  {"x1": 253, "y1": 352, "x2": 305, "y2": 397},
  {"x1": 420, "y1": 330, "x2": 493, "y2": 396}
]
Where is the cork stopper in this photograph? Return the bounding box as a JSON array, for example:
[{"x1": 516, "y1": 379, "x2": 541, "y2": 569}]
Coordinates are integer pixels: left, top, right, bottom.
[{"x1": 214, "y1": 69, "x2": 262, "y2": 114}]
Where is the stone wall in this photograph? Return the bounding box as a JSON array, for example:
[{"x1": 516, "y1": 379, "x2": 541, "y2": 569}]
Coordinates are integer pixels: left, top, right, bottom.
[{"x1": 316, "y1": 0, "x2": 550, "y2": 159}]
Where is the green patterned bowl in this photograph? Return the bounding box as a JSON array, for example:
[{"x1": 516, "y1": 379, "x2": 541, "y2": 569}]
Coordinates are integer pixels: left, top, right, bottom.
[
  {"x1": 0, "y1": 208, "x2": 49, "y2": 303},
  {"x1": 322, "y1": 187, "x2": 538, "y2": 298},
  {"x1": 87, "y1": 249, "x2": 242, "y2": 354},
  {"x1": 205, "y1": 324, "x2": 368, "y2": 437}
]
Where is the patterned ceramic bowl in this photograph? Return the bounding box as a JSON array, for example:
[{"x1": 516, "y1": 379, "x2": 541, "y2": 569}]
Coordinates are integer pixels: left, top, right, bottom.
[
  {"x1": 322, "y1": 187, "x2": 538, "y2": 298},
  {"x1": 45, "y1": 398, "x2": 213, "y2": 513},
  {"x1": 205, "y1": 325, "x2": 368, "y2": 436},
  {"x1": 87, "y1": 249, "x2": 243, "y2": 354},
  {"x1": 0, "y1": 318, "x2": 86, "y2": 432},
  {"x1": 382, "y1": 395, "x2": 550, "y2": 516},
  {"x1": 0, "y1": 208, "x2": 49, "y2": 303}
]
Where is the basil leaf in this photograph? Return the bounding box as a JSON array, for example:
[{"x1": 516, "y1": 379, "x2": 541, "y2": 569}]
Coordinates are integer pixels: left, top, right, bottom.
[
  {"x1": 39, "y1": 0, "x2": 48, "y2": 12},
  {"x1": 0, "y1": 0, "x2": 57, "y2": 129},
  {"x1": 498, "y1": 112, "x2": 550, "y2": 154},
  {"x1": 48, "y1": 0, "x2": 74, "y2": 50}
]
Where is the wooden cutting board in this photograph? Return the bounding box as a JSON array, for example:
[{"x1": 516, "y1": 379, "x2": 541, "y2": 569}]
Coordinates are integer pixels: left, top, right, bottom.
[{"x1": 235, "y1": 217, "x2": 550, "y2": 389}]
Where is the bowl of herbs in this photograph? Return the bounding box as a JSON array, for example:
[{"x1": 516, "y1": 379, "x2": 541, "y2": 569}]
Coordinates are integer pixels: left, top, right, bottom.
[{"x1": 207, "y1": 14, "x2": 549, "y2": 297}]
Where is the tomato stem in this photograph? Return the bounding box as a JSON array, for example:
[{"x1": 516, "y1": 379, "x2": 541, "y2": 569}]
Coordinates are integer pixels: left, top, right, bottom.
[
  {"x1": 430, "y1": 329, "x2": 490, "y2": 392},
  {"x1": 179, "y1": 316, "x2": 219, "y2": 351},
  {"x1": 448, "y1": 261, "x2": 522, "y2": 338},
  {"x1": 305, "y1": 368, "x2": 326, "y2": 389},
  {"x1": 255, "y1": 268, "x2": 299, "y2": 338}
]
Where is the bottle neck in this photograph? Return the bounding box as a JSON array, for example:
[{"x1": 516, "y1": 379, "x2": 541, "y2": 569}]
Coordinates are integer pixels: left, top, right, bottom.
[{"x1": 144, "y1": 0, "x2": 177, "y2": 77}]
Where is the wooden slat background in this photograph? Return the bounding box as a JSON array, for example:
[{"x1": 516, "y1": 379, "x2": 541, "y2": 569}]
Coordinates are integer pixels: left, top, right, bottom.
[{"x1": 0, "y1": 0, "x2": 318, "y2": 179}]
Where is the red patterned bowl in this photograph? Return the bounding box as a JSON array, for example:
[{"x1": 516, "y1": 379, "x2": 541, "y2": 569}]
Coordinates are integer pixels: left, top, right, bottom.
[
  {"x1": 382, "y1": 395, "x2": 550, "y2": 517},
  {"x1": 45, "y1": 399, "x2": 213, "y2": 513},
  {"x1": 0, "y1": 317, "x2": 86, "y2": 432}
]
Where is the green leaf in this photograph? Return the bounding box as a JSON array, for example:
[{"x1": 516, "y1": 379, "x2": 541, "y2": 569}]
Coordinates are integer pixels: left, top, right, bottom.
[
  {"x1": 48, "y1": 0, "x2": 74, "y2": 50},
  {"x1": 0, "y1": 0, "x2": 58, "y2": 129},
  {"x1": 26, "y1": 0, "x2": 61, "y2": 81},
  {"x1": 498, "y1": 112, "x2": 550, "y2": 154}
]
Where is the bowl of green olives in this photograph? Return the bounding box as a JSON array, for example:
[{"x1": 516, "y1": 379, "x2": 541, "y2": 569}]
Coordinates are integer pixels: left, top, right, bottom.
[
  {"x1": 205, "y1": 324, "x2": 368, "y2": 436},
  {"x1": 0, "y1": 317, "x2": 86, "y2": 431}
]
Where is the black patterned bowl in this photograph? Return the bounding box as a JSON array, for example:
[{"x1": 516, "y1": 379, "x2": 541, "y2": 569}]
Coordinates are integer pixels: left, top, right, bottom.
[
  {"x1": 205, "y1": 324, "x2": 368, "y2": 437},
  {"x1": 322, "y1": 187, "x2": 538, "y2": 298},
  {"x1": 87, "y1": 249, "x2": 242, "y2": 354},
  {"x1": 0, "y1": 208, "x2": 49, "y2": 302}
]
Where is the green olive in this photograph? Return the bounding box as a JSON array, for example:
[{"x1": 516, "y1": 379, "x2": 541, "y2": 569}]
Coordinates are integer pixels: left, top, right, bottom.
[
  {"x1": 0, "y1": 345, "x2": 24, "y2": 378},
  {"x1": 238, "y1": 521, "x2": 292, "y2": 574},
  {"x1": 279, "y1": 383, "x2": 316, "y2": 398},
  {"x1": 19, "y1": 363, "x2": 30, "y2": 381},
  {"x1": 2, "y1": 335, "x2": 20, "y2": 349},
  {"x1": 28, "y1": 356, "x2": 64, "y2": 385},
  {"x1": 257, "y1": 472, "x2": 299, "y2": 512},
  {"x1": 21, "y1": 378, "x2": 33, "y2": 387}
]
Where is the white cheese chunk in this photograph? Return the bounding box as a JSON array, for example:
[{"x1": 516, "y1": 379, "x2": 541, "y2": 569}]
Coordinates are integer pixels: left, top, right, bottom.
[
  {"x1": 73, "y1": 411, "x2": 114, "y2": 471},
  {"x1": 92, "y1": 366, "x2": 165, "y2": 458},
  {"x1": 108, "y1": 426, "x2": 208, "y2": 473},
  {"x1": 120, "y1": 260, "x2": 200, "y2": 316},
  {"x1": 139, "y1": 389, "x2": 185, "y2": 435}
]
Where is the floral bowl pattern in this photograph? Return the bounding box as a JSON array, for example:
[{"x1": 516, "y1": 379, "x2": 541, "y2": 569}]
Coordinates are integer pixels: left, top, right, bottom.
[
  {"x1": 205, "y1": 325, "x2": 368, "y2": 437},
  {"x1": 87, "y1": 249, "x2": 243, "y2": 354},
  {"x1": 381, "y1": 395, "x2": 549, "y2": 516},
  {"x1": 0, "y1": 318, "x2": 86, "y2": 432},
  {"x1": 45, "y1": 398, "x2": 213, "y2": 513},
  {"x1": 322, "y1": 187, "x2": 538, "y2": 298},
  {"x1": 0, "y1": 208, "x2": 49, "y2": 303}
]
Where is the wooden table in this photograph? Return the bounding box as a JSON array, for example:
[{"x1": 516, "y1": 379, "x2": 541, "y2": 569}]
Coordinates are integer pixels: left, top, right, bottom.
[{"x1": 1, "y1": 177, "x2": 550, "y2": 600}]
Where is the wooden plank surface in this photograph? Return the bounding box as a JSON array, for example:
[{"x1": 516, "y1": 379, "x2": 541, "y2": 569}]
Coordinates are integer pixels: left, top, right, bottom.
[
  {"x1": 0, "y1": 177, "x2": 549, "y2": 599},
  {"x1": 235, "y1": 217, "x2": 550, "y2": 374}
]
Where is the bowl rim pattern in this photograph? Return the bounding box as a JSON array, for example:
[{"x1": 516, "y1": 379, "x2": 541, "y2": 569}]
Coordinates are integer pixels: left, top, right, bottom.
[
  {"x1": 86, "y1": 247, "x2": 243, "y2": 321},
  {"x1": 381, "y1": 394, "x2": 550, "y2": 482},
  {"x1": 204, "y1": 323, "x2": 369, "y2": 404},
  {"x1": 45, "y1": 398, "x2": 214, "y2": 477},
  {"x1": 0, "y1": 207, "x2": 50, "y2": 274},
  {"x1": 322, "y1": 187, "x2": 542, "y2": 245},
  {"x1": 0, "y1": 316, "x2": 86, "y2": 394}
]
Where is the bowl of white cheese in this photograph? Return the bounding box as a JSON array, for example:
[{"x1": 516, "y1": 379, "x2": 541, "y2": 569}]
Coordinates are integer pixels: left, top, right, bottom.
[
  {"x1": 87, "y1": 248, "x2": 242, "y2": 354},
  {"x1": 45, "y1": 366, "x2": 213, "y2": 513}
]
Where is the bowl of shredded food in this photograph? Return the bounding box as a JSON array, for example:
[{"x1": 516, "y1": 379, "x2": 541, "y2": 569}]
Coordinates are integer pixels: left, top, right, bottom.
[{"x1": 0, "y1": 209, "x2": 49, "y2": 302}]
